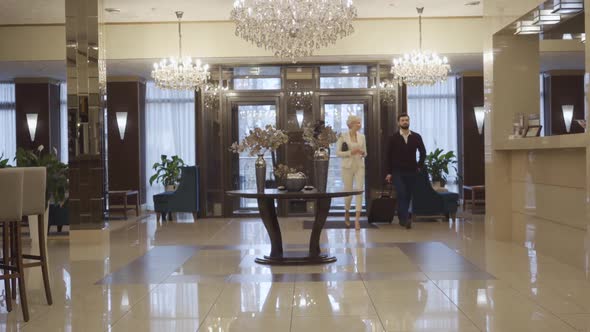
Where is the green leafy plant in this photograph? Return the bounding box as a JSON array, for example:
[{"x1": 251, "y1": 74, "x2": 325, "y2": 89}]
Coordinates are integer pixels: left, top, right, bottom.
[
  {"x1": 0, "y1": 153, "x2": 11, "y2": 168},
  {"x1": 149, "y1": 155, "x2": 186, "y2": 187},
  {"x1": 15, "y1": 145, "x2": 69, "y2": 207},
  {"x1": 424, "y1": 148, "x2": 457, "y2": 186}
]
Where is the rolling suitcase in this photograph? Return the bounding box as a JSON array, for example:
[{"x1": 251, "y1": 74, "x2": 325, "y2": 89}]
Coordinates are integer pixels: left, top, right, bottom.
[{"x1": 368, "y1": 184, "x2": 396, "y2": 224}]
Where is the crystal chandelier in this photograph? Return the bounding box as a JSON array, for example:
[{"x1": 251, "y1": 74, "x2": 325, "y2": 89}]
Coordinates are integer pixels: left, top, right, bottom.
[
  {"x1": 288, "y1": 82, "x2": 313, "y2": 110},
  {"x1": 391, "y1": 8, "x2": 451, "y2": 86},
  {"x1": 151, "y1": 11, "x2": 210, "y2": 90},
  {"x1": 202, "y1": 83, "x2": 228, "y2": 110},
  {"x1": 230, "y1": 0, "x2": 357, "y2": 62},
  {"x1": 375, "y1": 79, "x2": 397, "y2": 105}
]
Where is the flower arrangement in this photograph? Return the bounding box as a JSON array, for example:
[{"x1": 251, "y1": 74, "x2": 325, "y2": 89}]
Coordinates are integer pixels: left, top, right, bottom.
[
  {"x1": 15, "y1": 145, "x2": 69, "y2": 207},
  {"x1": 273, "y1": 163, "x2": 298, "y2": 179},
  {"x1": 230, "y1": 125, "x2": 289, "y2": 157},
  {"x1": 302, "y1": 120, "x2": 338, "y2": 150}
]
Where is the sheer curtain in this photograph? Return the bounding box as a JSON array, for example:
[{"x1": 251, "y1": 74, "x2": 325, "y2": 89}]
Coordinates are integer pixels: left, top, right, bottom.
[
  {"x1": 407, "y1": 76, "x2": 458, "y2": 182},
  {"x1": 0, "y1": 83, "x2": 16, "y2": 165},
  {"x1": 60, "y1": 83, "x2": 68, "y2": 163},
  {"x1": 145, "y1": 82, "x2": 196, "y2": 209}
]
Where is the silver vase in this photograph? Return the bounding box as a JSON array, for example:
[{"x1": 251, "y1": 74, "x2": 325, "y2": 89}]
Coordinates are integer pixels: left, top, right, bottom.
[
  {"x1": 285, "y1": 172, "x2": 307, "y2": 192},
  {"x1": 255, "y1": 154, "x2": 266, "y2": 193},
  {"x1": 313, "y1": 148, "x2": 329, "y2": 192}
]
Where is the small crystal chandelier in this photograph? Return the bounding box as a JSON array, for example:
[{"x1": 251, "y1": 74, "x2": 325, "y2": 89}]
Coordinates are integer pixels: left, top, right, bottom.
[
  {"x1": 391, "y1": 8, "x2": 451, "y2": 86},
  {"x1": 288, "y1": 82, "x2": 313, "y2": 110},
  {"x1": 203, "y1": 83, "x2": 228, "y2": 110},
  {"x1": 230, "y1": 0, "x2": 357, "y2": 62},
  {"x1": 151, "y1": 11, "x2": 210, "y2": 90},
  {"x1": 375, "y1": 79, "x2": 397, "y2": 105}
]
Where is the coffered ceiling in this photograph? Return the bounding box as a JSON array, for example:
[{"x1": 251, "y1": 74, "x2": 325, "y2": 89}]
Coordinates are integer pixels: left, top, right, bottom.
[{"x1": 1, "y1": 0, "x2": 483, "y2": 25}]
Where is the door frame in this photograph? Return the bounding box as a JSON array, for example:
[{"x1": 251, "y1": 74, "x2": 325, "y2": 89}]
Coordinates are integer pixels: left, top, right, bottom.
[{"x1": 222, "y1": 94, "x2": 282, "y2": 217}]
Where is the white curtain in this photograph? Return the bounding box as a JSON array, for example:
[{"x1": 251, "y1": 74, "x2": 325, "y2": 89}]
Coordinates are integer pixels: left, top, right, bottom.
[
  {"x1": 407, "y1": 76, "x2": 458, "y2": 182},
  {"x1": 60, "y1": 83, "x2": 69, "y2": 163},
  {"x1": 0, "y1": 83, "x2": 16, "y2": 165},
  {"x1": 145, "y1": 82, "x2": 196, "y2": 209}
]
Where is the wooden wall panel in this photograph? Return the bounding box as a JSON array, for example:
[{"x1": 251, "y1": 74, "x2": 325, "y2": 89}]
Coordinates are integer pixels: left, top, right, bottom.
[{"x1": 458, "y1": 76, "x2": 485, "y2": 187}]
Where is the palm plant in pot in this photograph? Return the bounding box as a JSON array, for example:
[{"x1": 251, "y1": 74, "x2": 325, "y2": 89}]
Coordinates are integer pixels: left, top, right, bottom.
[
  {"x1": 424, "y1": 148, "x2": 457, "y2": 189},
  {"x1": 149, "y1": 155, "x2": 186, "y2": 192},
  {"x1": 0, "y1": 153, "x2": 11, "y2": 168}
]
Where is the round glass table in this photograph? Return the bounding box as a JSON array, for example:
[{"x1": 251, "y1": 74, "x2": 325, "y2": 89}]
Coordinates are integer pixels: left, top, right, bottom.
[{"x1": 226, "y1": 189, "x2": 363, "y2": 265}]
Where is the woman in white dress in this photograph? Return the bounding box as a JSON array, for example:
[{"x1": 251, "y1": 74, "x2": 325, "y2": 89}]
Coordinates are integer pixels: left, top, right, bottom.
[{"x1": 336, "y1": 115, "x2": 366, "y2": 230}]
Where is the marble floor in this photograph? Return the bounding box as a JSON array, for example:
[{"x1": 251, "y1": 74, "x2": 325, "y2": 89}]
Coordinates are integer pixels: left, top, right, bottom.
[{"x1": 2, "y1": 212, "x2": 590, "y2": 332}]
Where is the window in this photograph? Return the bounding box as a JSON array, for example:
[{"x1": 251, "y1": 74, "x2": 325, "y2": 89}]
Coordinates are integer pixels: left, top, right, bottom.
[
  {"x1": 233, "y1": 66, "x2": 282, "y2": 90},
  {"x1": 319, "y1": 65, "x2": 369, "y2": 89},
  {"x1": 145, "y1": 82, "x2": 196, "y2": 209},
  {"x1": 0, "y1": 83, "x2": 16, "y2": 165},
  {"x1": 407, "y1": 76, "x2": 458, "y2": 183}
]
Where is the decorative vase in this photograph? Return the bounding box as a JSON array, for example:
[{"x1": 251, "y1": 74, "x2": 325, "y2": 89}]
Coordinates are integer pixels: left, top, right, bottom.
[
  {"x1": 313, "y1": 147, "x2": 329, "y2": 192},
  {"x1": 255, "y1": 154, "x2": 266, "y2": 193},
  {"x1": 285, "y1": 172, "x2": 307, "y2": 192}
]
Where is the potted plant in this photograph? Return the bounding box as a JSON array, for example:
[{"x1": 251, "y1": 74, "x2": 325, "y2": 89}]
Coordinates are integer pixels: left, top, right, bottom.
[
  {"x1": 229, "y1": 125, "x2": 289, "y2": 193},
  {"x1": 0, "y1": 153, "x2": 11, "y2": 168},
  {"x1": 15, "y1": 146, "x2": 69, "y2": 207},
  {"x1": 14, "y1": 146, "x2": 69, "y2": 233},
  {"x1": 302, "y1": 121, "x2": 338, "y2": 192},
  {"x1": 149, "y1": 155, "x2": 186, "y2": 192},
  {"x1": 424, "y1": 148, "x2": 457, "y2": 188}
]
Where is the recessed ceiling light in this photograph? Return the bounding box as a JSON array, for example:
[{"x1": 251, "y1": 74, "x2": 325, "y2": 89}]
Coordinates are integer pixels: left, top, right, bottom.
[
  {"x1": 465, "y1": 1, "x2": 481, "y2": 6},
  {"x1": 104, "y1": 8, "x2": 121, "y2": 13}
]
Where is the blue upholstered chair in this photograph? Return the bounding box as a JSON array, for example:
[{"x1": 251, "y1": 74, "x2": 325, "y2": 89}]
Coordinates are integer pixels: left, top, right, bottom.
[
  {"x1": 153, "y1": 166, "x2": 199, "y2": 221},
  {"x1": 410, "y1": 169, "x2": 459, "y2": 223}
]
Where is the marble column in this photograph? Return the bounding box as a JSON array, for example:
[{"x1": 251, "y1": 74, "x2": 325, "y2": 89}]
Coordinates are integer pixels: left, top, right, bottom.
[{"x1": 65, "y1": 0, "x2": 108, "y2": 229}]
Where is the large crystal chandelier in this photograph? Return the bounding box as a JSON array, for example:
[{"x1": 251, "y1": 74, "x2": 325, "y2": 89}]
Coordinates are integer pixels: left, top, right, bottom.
[
  {"x1": 391, "y1": 8, "x2": 451, "y2": 86},
  {"x1": 230, "y1": 0, "x2": 357, "y2": 62},
  {"x1": 151, "y1": 11, "x2": 210, "y2": 90}
]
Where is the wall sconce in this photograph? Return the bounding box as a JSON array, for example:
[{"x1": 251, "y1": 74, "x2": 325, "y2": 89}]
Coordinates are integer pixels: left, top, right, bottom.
[
  {"x1": 26, "y1": 113, "x2": 38, "y2": 142},
  {"x1": 296, "y1": 110, "x2": 304, "y2": 128},
  {"x1": 562, "y1": 105, "x2": 574, "y2": 132},
  {"x1": 552, "y1": 0, "x2": 583, "y2": 14},
  {"x1": 515, "y1": 21, "x2": 541, "y2": 35},
  {"x1": 533, "y1": 10, "x2": 561, "y2": 25},
  {"x1": 473, "y1": 106, "x2": 485, "y2": 135},
  {"x1": 116, "y1": 112, "x2": 128, "y2": 140}
]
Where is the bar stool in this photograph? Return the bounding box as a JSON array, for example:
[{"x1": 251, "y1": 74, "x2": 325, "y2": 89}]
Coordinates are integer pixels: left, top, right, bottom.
[
  {"x1": 18, "y1": 167, "x2": 52, "y2": 306},
  {"x1": 0, "y1": 168, "x2": 29, "y2": 321}
]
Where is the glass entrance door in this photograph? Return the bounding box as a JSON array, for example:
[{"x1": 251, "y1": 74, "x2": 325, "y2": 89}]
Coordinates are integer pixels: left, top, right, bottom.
[
  {"x1": 322, "y1": 101, "x2": 368, "y2": 210},
  {"x1": 231, "y1": 102, "x2": 278, "y2": 212}
]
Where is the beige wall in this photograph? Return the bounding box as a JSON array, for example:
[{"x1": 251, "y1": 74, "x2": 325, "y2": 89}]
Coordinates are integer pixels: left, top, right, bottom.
[
  {"x1": 0, "y1": 17, "x2": 484, "y2": 61},
  {"x1": 484, "y1": 0, "x2": 590, "y2": 270}
]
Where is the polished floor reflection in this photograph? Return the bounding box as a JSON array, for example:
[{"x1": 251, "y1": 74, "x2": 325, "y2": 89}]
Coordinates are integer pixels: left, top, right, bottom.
[{"x1": 1, "y1": 212, "x2": 588, "y2": 331}]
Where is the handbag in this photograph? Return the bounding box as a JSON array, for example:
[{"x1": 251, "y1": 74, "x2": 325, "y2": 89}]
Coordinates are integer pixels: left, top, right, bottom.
[{"x1": 341, "y1": 141, "x2": 349, "y2": 152}]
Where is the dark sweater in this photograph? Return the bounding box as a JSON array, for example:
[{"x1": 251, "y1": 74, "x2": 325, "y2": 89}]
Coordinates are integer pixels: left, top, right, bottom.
[{"x1": 386, "y1": 131, "x2": 427, "y2": 174}]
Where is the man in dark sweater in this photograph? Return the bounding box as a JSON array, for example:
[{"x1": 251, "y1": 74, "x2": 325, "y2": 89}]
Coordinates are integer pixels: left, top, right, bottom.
[{"x1": 385, "y1": 113, "x2": 426, "y2": 229}]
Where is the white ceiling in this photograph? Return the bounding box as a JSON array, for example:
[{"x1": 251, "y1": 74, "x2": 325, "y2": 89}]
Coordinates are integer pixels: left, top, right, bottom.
[{"x1": 1, "y1": 0, "x2": 483, "y2": 25}]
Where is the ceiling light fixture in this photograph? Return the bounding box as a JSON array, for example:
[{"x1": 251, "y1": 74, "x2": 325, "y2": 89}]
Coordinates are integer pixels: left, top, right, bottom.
[
  {"x1": 552, "y1": 0, "x2": 583, "y2": 14},
  {"x1": 533, "y1": 9, "x2": 561, "y2": 25},
  {"x1": 230, "y1": 0, "x2": 357, "y2": 62},
  {"x1": 515, "y1": 21, "x2": 541, "y2": 35},
  {"x1": 151, "y1": 11, "x2": 210, "y2": 91},
  {"x1": 390, "y1": 7, "x2": 451, "y2": 86}
]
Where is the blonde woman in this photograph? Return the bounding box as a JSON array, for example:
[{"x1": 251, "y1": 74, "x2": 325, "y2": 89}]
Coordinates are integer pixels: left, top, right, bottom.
[{"x1": 336, "y1": 115, "x2": 366, "y2": 230}]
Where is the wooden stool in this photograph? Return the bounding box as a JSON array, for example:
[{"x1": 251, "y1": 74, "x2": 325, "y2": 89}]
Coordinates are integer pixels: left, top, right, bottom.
[
  {"x1": 463, "y1": 185, "x2": 485, "y2": 212},
  {"x1": 19, "y1": 167, "x2": 52, "y2": 306},
  {"x1": 0, "y1": 168, "x2": 29, "y2": 321}
]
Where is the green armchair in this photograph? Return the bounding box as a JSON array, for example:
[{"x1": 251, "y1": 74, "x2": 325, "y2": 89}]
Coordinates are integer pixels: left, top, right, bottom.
[
  {"x1": 153, "y1": 166, "x2": 199, "y2": 221},
  {"x1": 410, "y1": 169, "x2": 459, "y2": 223}
]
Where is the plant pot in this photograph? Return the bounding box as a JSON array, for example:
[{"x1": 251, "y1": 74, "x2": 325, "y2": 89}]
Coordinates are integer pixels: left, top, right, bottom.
[
  {"x1": 165, "y1": 185, "x2": 176, "y2": 192},
  {"x1": 285, "y1": 172, "x2": 307, "y2": 192},
  {"x1": 432, "y1": 181, "x2": 444, "y2": 189},
  {"x1": 313, "y1": 148, "x2": 329, "y2": 192}
]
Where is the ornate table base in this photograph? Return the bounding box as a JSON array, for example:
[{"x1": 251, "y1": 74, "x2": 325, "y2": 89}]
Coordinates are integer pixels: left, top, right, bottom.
[{"x1": 257, "y1": 196, "x2": 334, "y2": 265}]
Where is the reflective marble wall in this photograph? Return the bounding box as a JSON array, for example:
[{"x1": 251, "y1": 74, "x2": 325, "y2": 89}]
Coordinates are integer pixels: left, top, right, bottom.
[{"x1": 484, "y1": 0, "x2": 590, "y2": 270}]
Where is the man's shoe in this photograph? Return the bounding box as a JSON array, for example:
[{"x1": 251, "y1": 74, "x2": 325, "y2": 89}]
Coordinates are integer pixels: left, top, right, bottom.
[{"x1": 405, "y1": 220, "x2": 412, "y2": 229}]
